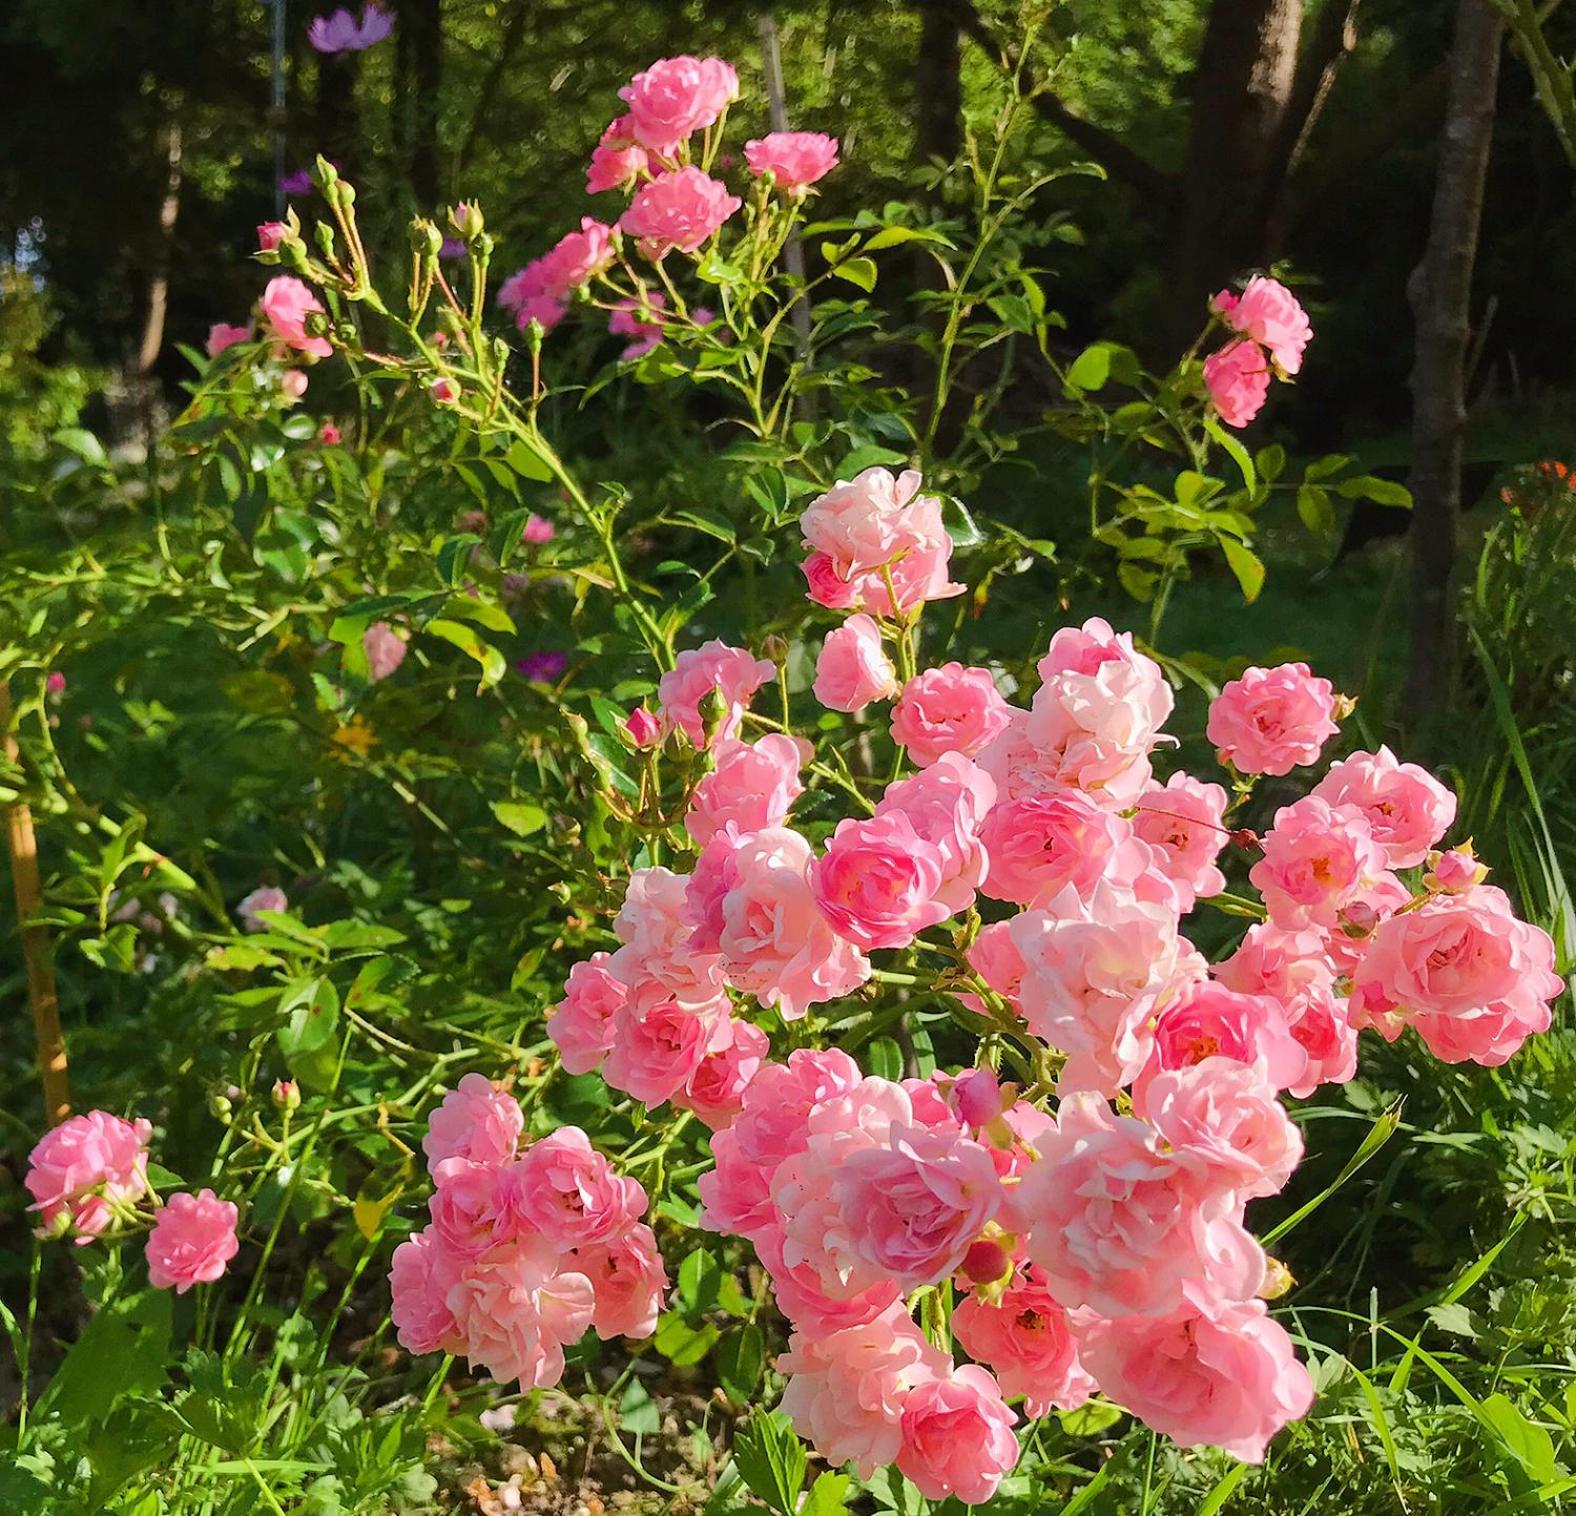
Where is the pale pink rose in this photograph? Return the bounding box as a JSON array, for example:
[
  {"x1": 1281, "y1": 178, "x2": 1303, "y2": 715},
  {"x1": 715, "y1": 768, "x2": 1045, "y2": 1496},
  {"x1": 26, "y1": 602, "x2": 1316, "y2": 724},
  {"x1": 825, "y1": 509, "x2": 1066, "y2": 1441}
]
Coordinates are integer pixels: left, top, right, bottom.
[
  {"x1": 428, "y1": 1158, "x2": 513, "y2": 1258},
  {"x1": 685, "y1": 733, "x2": 809, "y2": 844},
  {"x1": 1250, "y1": 796, "x2": 1387, "y2": 930},
  {"x1": 897, "y1": 1363, "x2": 1019, "y2": 1505},
  {"x1": 1134, "y1": 773, "x2": 1229, "y2": 909},
  {"x1": 960, "y1": 920, "x2": 1027, "y2": 1016},
  {"x1": 677, "y1": 1018, "x2": 770, "y2": 1129},
  {"x1": 1010, "y1": 881, "x2": 1188, "y2": 1094},
  {"x1": 623, "y1": 704, "x2": 662, "y2": 748},
  {"x1": 979, "y1": 788, "x2": 1137, "y2": 908},
  {"x1": 609, "y1": 866, "x2": 725, "y2": 1010},
  {"x1": 836, "y1": 1124, "x2": 1003, "y2": 1287},
  {"x1": 362, "y1": 620, "x2": 407, "y2": 681},
  {"x1": 1427, "y1": 847, "x2": 1487, "y2": 894},
  {"x1": 953, "y1": 1268, "x2": 1094, "y2": 1416},
  {"x1": 25, "y1": 1110, "x2": 152, "y2": 1241},
  {"x1": 618, "y1": 56, "x2": 739, "y2": 155},
  {"x1": 280, "y1": 369, "x2": 309, "y2": 401},
  {"x1": 811, "y1": 811, "x2": 953, "y2": 950},
  {"x1": 800, "y1": 545, "x2": 964, "y2": 618},
  {"x1": 1076, "y1": 1299, "x2": 1314, "y2": 1463},
  {"x1": 236, "y1": 885, "x2": 287, "y2": 932},
  {"x1": 875, "y1": 753, "x2": 997, "y2": 912},
  {"x1": 1214, "y1": 276, "x2": 1313, "y2": 375},
  {"x1": 720, "y1": 827, "x2": 871, "y2": 1018},
  {"x1": 1145, "y1": 979, "x2": 1308, "y2": 1095},
  {"x1": 744, "y1": 131, "x2": 840, "y2": 189},
  {"x1": 449, "y1": 1247, "x2": 596, "y2": 1390},
  {"x1": 778, "y1": 1303, "x2": 946, "y2": 1476},
  {"x1": 1350, "y1": 886, "x2": 1562, "y2": 1066},
  {"x1": 814, "y1": 614, "x2": 897, "y2": 712},
  {"x1": 801, "y1": 466, "x2": 927, "y2": 578},
  {"x1": 757, "y1": 1223, "x2": 903, "y2": 1335},
  {"x1": 507, "y1": 1127, "x2": 643, "y2": 1247},
  {"x1": 587, "y1": 118, "x2": 649, "y2": 194},
  {"x1": 619, "y1": 166, "x2": 741, "y2": 258},
  {"x1": 682, "y1": 822, "x2": 745, "y2": 953},
  {"x1": 259, "y1": 275, "x2": 332, "y2": 359},
  {"x1": 607, "y1": 290, "x2": 667, "y2": 359},
  {"x1": 1134, "y1": 1057, "x2": 1304, "y2": 1199},
  {"x1": 656, "y1": 639, "x2": 775, "y2": 749},
  {"x1": 697, "y1": 1125, "x2": 778, "y2": 1239},
  {"x1": 726, "y1": 1048, "x2": 863, "y2": 1173},
  {"x1": 422, "y1": 1074, "x2": 523, "y2": 1174},
  {"x1": 547, "y1": 952, "x2": 625, "y2": 1074},
  {"x1": 889, "y1": 663, "x2": 1012, "y2": 766},
  {"x1": 206, "y1": 322, "x2": 252, "y2": 358},
  {"x1": 602, "y1": 993, "x2": 732, "y2": 1107},
  {"x1": 145, "y1": 1190, "x2": 240, "y2": 1293},
  {"x1": 1207, "y1": 662, "x2": 1339, "y2": 776},
  {"x1": 1311, "y1": 745, "x2": 1457, "y2": 868},
  {"x1": 577, "y1": 1221, "x2": 667, "y2": 1338},
  {"x1": 1203, "y1": 340, "x2": 1270, "y2": 428},
  {"x1": 1020, "y1": 1094, "x2": 1264, "y2": 1318},
  {"x1": 390, "y1": 1226, "x2": 466, "y2": 1354}
]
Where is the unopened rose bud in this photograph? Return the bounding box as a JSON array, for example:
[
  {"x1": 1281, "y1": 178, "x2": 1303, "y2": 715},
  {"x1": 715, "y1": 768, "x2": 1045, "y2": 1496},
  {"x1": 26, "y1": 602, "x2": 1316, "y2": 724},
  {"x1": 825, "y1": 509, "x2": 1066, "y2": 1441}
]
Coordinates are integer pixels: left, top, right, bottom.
[
  {"x1": 1339, "y1": 900, "x2": 1379, "y2": 938},
  {"x1": 45, "y1": 672, "x2": 66, "y2": 696},
  {"x1": 210, "y1": 1092, "x2": 233, "y2": 1119},
  {"x1": 449, "y1": 201, "x2": 486, "y2": 240},
  {"x1": 409, "y1": 217, "x2": 444, "y2": 258},
  {"x1": 430, "y1": 377, "x2": 458, "y2": 404},
  {"x1": 622, "y1": 706, "x2": 662, "y2": 749},
  {"x1": 1258, "y1": 1257, "x2": 1295, "y2": 1300},
  {"x1": 953, "y1": 1067, "x2": 1002, "y2": 1129},
  {"x1": 257, "y1": 220, "x2": 288, "y2": 253},
  {"x1": 1425, "y1": 845, "x2": 1486, "y2": 895},
  {"x1": 320, "y1": 421, "x2": 342, "y2": 446},
  {"x1": 1228, "y1": 827, "x2": 1261, "y2": 852},
  {"x1": 313, "y1": 155, "x2": 339, "y2": 189},
  {"x1": 960, "y1": 1237, "x2": 1012, "y2": 1286},
  {"x1": 272, "y1": 1078, "x2": 301, "y2": 1112},
  {"x1": 761, "y1": 633, "x2": 790, "y2": 665},
  {"x1": 1333, "y1": 692, "x2": 1358, "y2": 721},
  {"x1": 698, "y1": 686, "x2": 730, "y2": 748}
]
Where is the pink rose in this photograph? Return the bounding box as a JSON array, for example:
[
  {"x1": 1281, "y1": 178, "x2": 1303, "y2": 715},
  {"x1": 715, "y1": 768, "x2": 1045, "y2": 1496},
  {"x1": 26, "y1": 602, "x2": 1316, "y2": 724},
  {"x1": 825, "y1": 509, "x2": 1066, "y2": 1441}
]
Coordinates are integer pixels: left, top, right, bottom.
[
  {"x1": 697, "y1": 1126, "x2": 778, "y2": 1239},
  {"x1": 890, "y1": 663, "x2": 1012, "y2": 766},
  {"x1": 727, "y1": 1048, "x2": 863, "y2": 1173},
  {"x1": 1250, "y1": 796, "x2": 1388, "y2": 930},
  {"x1": 428, "y1": 1158, "x2": 513, "y2": 1258},
  {"x1": 744, "y1": 131, "x2": 840, "y2": 189},
  {"x1": 979, "y1": 789, "x2": 1137, "y2": 908},
  {"x1": 547, "y1": 952, "x2": 626, "y2": 1074},
  {"x1": 685, "y1": 733, "x2": 809, "y2": 843},
  {"x1": 677, "y1": 1018, "x2": 770, "y2": 1129},
  {"x1": 757, "y1": 1223, "x2": 903, "y2": 1336},
  {"x1": 1214, "y1": 276, "x2": 1313, "y2": 375},
  {"x1": 259, "y1": 275, "x2": 332, "y2": 359},
  {"x1": 1427, "y1": 846, "x2": 1487, "y2": 895},
  {"x1": 960, "y1": 920, "x2": 1026, "y2": 1016},
  {"x1": 812, "y1": 811, "x2": 953, "y2": 950},
  {"x1": 1019, "y1": 1093, "x2": 1264, "y2": 1318},
  {"x1": 1207, "y1": 662, "x2": 1339, "y2": 776},
  {"x1": 578, "y1": 1221, "x2": 667, "y2": 1338},
  {"x1": 539, "y1": 217, "x2": 616, "y2": 295},
  {"x1": 800, "y1": 465, "x2": 932, "y2": 580},
  {"x1": 496, "y1": 261, "x2": 567, "y2": 332},
  {"x1": 205, "y1": 322, "x2": 251, "y2": 358},
  {"x1": 236, "y1": 885, "x2": 287, "y2": 932},
  {"x1": 362, "y1": 620, "x2": 407, "y2": 681},
  {"x1": 813, "y1": 614, "x2": 897, "y2": 712},
  {"x1": 145, "y1": 1189, "x2": 240, "y2": 1293},
  {"x1": 835, "y1": 1123, "x2": 1003, "y2": 1287},
  {"x1": 719, "y1": 827, "x2": 871, "y2": 1017},
  {"x1": 422, "y1": 1073, "x2": 523, "y2": 1174},
  {"x1": 682, "y1": 823, "x2": 745, "y2": 953},
  {"x1": 587, "y1": 118, "x2": 649, "y2": 194},
  {"x1": 602, "y1": 992, "x2": 732, "y2": 1107},
  {"x1": 507, "y1": 1127, "x2": 644, "y2": 1246},
  {"x1": 1203, "y1": 340, "x2": 1270, "y2": 428},
  {"x1": 522, "y1": 513, "x2": 555, "y2": 544},
  {"x1": 449, "y1": 1249, "x2": 595, "y2": 1390},
  {"x1": 1076, "y1": 1299, "x2": 1314, "y2": 1463},
  {"x1": 618, "y1": 56, "x2": 739, "y2": 155},
  {"x1": 953, "y1": 1268, "x2": 1094, "y2": 1416},
  {"x1": 619, "y1": 166, "x2": 741, "y2": 258},
  {"x1": 896, "y1": 1363, "x2": 1019, "y2": 1506},
  {"x1": 623, "y1": 704, "x2": 662, "y2": 748},
  {"x1": 1311, "y1": 745, "x2": 1456, "y2": 867},
  {"x1": 390, "y1": 1226, "x2": 466, "y2": 1354},
  {"x1": 280, "y1": 369, "x2": 309, "y2": 401},
  {"x1": 1133, "y1": 773, "x2": 1229, "y2": 909},
  {"x1": 25, "y1": 1110, "x2": 152, "y2": 1241},
  {"x1": 778, "y1": 1302, "x2": 946, "y2": 1476},
  {"x1": 607, "y1": 290, "x2": 667, "y2": 359},
  {"x1": 875, "y1": 753, "x2": 996, "y2": 912},
  {"x1": 1145, "y1": 979, "x2": 1308, "y2": 1095},
  {"x1": 257, "y1": 220, "x2": 288, "y2": 252},
  {"x1": 656, "y1": 638, "x2": 775, "y2": 749}
]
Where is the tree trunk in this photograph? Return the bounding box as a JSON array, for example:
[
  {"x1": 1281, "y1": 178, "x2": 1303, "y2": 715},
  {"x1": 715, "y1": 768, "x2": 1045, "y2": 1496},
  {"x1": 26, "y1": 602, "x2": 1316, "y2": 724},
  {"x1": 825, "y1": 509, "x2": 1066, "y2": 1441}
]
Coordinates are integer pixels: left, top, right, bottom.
[
  {"x1": 119, "y1": 114, "x2": 182, "y2": 447},
  {"x1": 402, "y1": 0, "x2": 443, "y2": 206},
  {"x1": 915, "y1": 0, "x2": 963, "y2": 166},
  {"x1": 1402, "y1": 0, "x2": 1502, "y2": 726}
]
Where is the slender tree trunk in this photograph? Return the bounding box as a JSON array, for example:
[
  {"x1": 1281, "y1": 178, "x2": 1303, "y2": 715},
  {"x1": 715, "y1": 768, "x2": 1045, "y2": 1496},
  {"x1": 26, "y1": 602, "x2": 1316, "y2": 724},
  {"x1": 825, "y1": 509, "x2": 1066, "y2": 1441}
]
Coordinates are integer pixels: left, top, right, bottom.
[
  {"x1": 915, "y1": 0, "x2": 963, "y2": 166},
  {"x1": 122, "y1": 115, "x2": 182, "y2": 445},
  {"x1": 1402, "y1": 0, "x2": 1503, "y2": 725}
]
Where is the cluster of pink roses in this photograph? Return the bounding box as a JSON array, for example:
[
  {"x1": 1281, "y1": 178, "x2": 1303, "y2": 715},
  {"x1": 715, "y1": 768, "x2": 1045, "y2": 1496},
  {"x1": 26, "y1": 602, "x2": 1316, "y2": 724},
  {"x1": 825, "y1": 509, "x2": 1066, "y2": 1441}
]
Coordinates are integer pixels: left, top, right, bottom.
[
  {"x1": 496, "y1": 55, "x2": 837, "y2": 354},
  {"x1": 1202, "y1": 276, "x2": 1313, "y2": 428},
  {"x1": 390, "y1": 1076, "x2": 666, "y2": 1390},
  {"x1": 25, "y1": 1110, "x2": 239, "y2": 1293}
]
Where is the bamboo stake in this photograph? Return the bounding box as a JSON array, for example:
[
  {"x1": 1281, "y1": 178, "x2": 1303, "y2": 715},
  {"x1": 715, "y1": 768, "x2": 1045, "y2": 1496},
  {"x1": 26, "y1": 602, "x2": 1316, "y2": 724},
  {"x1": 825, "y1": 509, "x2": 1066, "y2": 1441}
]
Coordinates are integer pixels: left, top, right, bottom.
[{"x1": 1, "y1": 680, "x2": 70, "y2": 1124}]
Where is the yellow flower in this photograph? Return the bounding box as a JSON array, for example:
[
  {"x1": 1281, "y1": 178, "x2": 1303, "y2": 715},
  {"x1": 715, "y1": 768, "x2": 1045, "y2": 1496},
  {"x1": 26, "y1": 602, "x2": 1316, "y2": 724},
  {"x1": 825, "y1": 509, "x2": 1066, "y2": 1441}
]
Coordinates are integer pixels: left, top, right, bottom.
[{"x1": 330, "y1": 717, "x2": 378, "y2": 758}]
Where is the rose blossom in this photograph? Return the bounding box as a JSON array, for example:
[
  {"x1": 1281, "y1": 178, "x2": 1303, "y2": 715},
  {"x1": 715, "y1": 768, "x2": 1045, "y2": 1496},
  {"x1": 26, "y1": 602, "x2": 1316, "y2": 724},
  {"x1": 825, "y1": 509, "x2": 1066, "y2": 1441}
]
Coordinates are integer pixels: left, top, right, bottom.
[
  {"x1": 1427, "y1": 846, "x2": 1487, "y2": 894},
  {"x1": 677, "y1": 1018, "x2": 770, "y2": 1128},
  {"x1": 1214, "y1": 276, "x2": 1313, "y2": 375},
  {"x1": 1145, "y1": 979, "x2": 1308, "y2": 1094},
  {"x1": 362, "y1": 620, "x2": 407, "y2": 681},
  {"x1": 609, "y1": 866, "x2": 725, "y2": 1012},
  {"x1": 577, "y1": 1222, "x2": 667, "y2": 1338},
  {"x1": 897, "y1": 1363, "x2": 1020, "y2": 1505},
  {"x1": 236, "y1": 885, "x2": 287, "y2": 932},
  {"x1": 814, "y1": 615, "x2": 898, "y2": 712},
  {"x1": 506, "y1": 1127, "x2": 644, "y2": 1246},
  {"x1": 541, "y1": 217, "x2": 616, "y2": 293},
  {"x1": 619, "y1": 167, "x2": 741, "y2": 258},
  {"x1": 960, "y1": 920, "x2": 1027, "y2": 1016},
  {"x1": 800, "y1": 465, "x2": 935, "y2": 580},
  {"x1": 206, "y1": 322, "x2": 251, "y2": 358},
  {"x1": 1203, "y1": 340, "x2": 1271, "y2": 428},
  {"x1": 145, "y1": 1190, "x2": 240, "y2": 1293},
  {"x1": 875, "y1": 754, "x2": 996, "y2": 912},
  {"x1": 428, "y1": 1158, "x2": 512, "y2": 1257},
  {"x1": 25, "y1": 1110, "x2": 152, "y2": 1240},
  {"x1": 1311, "y1": 745, "x2": 1457, "y2": 868},
  {"x1": 656, "y1": 638, "x2": 775, "y2": 749},
  {"x1": 618, "y1": 56, "x2": 739, "y2": 155},
  {"x1": 1076, "y1": 1298, "x2": 1314, "y2": 1463},
  {"x1": 744, "y1": 131, "x2": 840, "y2": 189},
  {"x1": 587, "y1": 117, "x2": 649, "y2": 194},
  {"x1": 280, "y1": 370, "x2": 309, "y2": 402},
  {"x1": 390, "y1": 1226, "x2": 466, "y2": 1354},
  {"x1": 608, "y1": 290, "x2": 668, "y2": 359},
  {"x1": 256, "y1": 220, "x2": 287, "y2": 252},
  {"x1": 449, "y1": 1248, "x2": 595, "y2": 1390},
  {"x1": 547, "y1": 951, "x2": 625, "y2": 1073},
  {"x1": 811, "y1": 811, "x2": 953, "y2": 950},
  {"x1": 1134, "y1": 772, "x2": 1230, "y2": 909},
  {"x1": 1207, "y1": 662, "x2": 1339, "y2": 776},
  {"x1": 979, "y1": 788, "x2": 1137, "y2": 908},
  {"x1": 890, "y1": 663, "x2": 1012, "y2": 766},
  {"x1": 685, "y1": 733, "x2": 809, "y2": 843},
  {"x1": 259, "y1": 275, "x2": 333, "y2": 359},
  {"x1": 1250, "y1": 796, "x2": 1388, "y2": 930},
  {"x1": 623, "y1": 704, "x2": 662, "y2": 748},
  {"x1": 423, "y1": 1078, "x2": 522, "y2": 1176},
  {"x1": 727, "y1": 1048, "x2": 863, "y2": 1172},
  {"x1": 602, "y1": 992, "x2": 732, "y2": 1107},
  {"x1": 953, "y1": 1268, "x2": 1095, "y2": 1416}
]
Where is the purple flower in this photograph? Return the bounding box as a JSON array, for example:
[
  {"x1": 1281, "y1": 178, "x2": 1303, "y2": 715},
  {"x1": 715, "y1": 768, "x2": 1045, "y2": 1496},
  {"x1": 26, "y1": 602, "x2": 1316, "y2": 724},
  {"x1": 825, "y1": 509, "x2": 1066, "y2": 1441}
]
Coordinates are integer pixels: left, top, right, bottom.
[
  {"x1": 308, "y1": 4, "x2": 395, "y2": 54},
  {"x1": 279, "y1": 168, "x2": 315, "y2": 197},
  {"x1": 438, "y1": 238, "x2": 467, "y2": 261},
  {"x1": 516, "y1": 651, "x2": 569, "y2": 684}
]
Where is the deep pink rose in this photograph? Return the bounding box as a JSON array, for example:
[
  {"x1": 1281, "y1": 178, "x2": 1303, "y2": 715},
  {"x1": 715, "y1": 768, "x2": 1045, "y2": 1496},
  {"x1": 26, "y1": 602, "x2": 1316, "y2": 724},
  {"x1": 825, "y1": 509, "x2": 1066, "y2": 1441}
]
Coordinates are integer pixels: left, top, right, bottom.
[
  {"x1": 744, "y1": 131, "x2": 840, "y2": 188},
  {"x1": 146, "y1": 1189, "x2": 240, "y2": 1293},
  {"x1": 539, "y1": 217, "x2": 616, "y2": 295},
  {"x1": 602, "y1": 993, "x2": 732, "y2": 1107},
  {"x1": 206, "y1": 322, "x2": 252, "y2": 358},
  {"x1": 1203, "y1": 340, "x2": 1270, "y2": 427},
  {"x1": 811, "y1": 811, "x2": 953, "y2": 951},
  {"x1": 259, "y1": 275, "x2": 332, "y2": 359},
  {"x1": 607, "y1": 290, "x2": 667, "y2": 359},
  {"x1": 1207, "y1": 662, "x2": 1339, "y2": 776},
  {"x1": 875, "y1": 753, "x2": 996, "y2": 913},
  {"x1": 25, "y1": 1110, "x2": 152, "y2": 1241},
  {"x1": 547, "y1": 951, "x2": 625, "y2": 1074},
  {"x1": 587, "y1": 117, "x2": 649, "y2": 194},
  {"x1": 619, "y1": 167, "x2": 741, "y2": 258},
  {"x1": 814, "y1": 614, "x2": 897, "y2": 712},
  {"x1": 677, "y1": 1018, "x2": 770, "y2": 1129},
  {"x1": 1214, "y1": 276, "x2": 1313, "y2": 375},
  {"x1": 1145, "y1": 979, "x2": 1308, "y2": 1095},
  {"x1": 979, "y1": 788, "x2": 1138, "y2": 908},
  {"x1": 618, "y1": 56, "x2": 739, "y2": 155},
  {"x1": 890, "y1": 663, "x2": 1012, "y2": 766},
  {"x1": 507, "y1": 1127, "x2": 644, "y2": 1246},
  {"x1": 656, "y1": 638, "x2": 775, "y2": 749},
  {"x1": 896, "y1": 1363, "x2": 1020, "y2": 1506}
]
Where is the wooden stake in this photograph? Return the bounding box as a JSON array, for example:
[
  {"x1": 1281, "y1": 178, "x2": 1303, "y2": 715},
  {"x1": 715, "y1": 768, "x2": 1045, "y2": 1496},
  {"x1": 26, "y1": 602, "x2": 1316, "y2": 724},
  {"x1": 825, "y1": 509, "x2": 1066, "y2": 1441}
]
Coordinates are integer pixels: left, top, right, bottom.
[{"x1": 1, "y1": 680, "x2": 70, "y2": 1125}]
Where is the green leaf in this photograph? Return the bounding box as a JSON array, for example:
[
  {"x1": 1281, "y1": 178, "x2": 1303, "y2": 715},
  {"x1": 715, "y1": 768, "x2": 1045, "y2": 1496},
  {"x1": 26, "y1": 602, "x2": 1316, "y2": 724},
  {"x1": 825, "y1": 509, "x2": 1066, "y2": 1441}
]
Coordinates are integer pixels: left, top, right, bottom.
[
  {"x1": 1206, "y1": 418, "x2": 1257, "y2": 492},
  {"x1": 802, "y1": 1473, "x2": 852, "y2": 1516},
  {"x1": 1064, "y1": 342, "x2": 1112, "y2": 392},
  {"x1": 732, "y1": 1412, "x2": 806, "y2": 1516},
  {"x1": 37, "y1": 1289, "x2": 172, "y2": 1426},
  {"x1": 504, "y1": 437, "x2": 553, "y2": 481},
  {"x1": 1220, "y1": 537, "x2": 1266, "y2": 602},
  {"x1": 276, "y1": 977, "x2": 341, "y2": 1060},
  {"x1": 436, "y1": 535, "x2": 481, "y2": 586},
  {"x1": 1336, "y1": 473, "x2": 1413, "y2": 507},
  {"x1": 830, "y1": 255, "x2": 878, "y2": 293},
  {"x1": 1481, "y1": 1392, "x2": 1559, "y2": 1482},
  {"x1": 717, "y1": 1323, "x2": 764, "y2": 1404},
  {"x1": 492, "y1": 800, "x2": 548, "y2": 838},
  {"x1": 426, "y1": 618, "x2": 507, "y2": 688},
  {"x1": 1296, "y1": 484, "x2": 1335, "y2": 535},
  {"x1": 677, "y1": 1249, "x2": 723, "y2": 1314}
]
